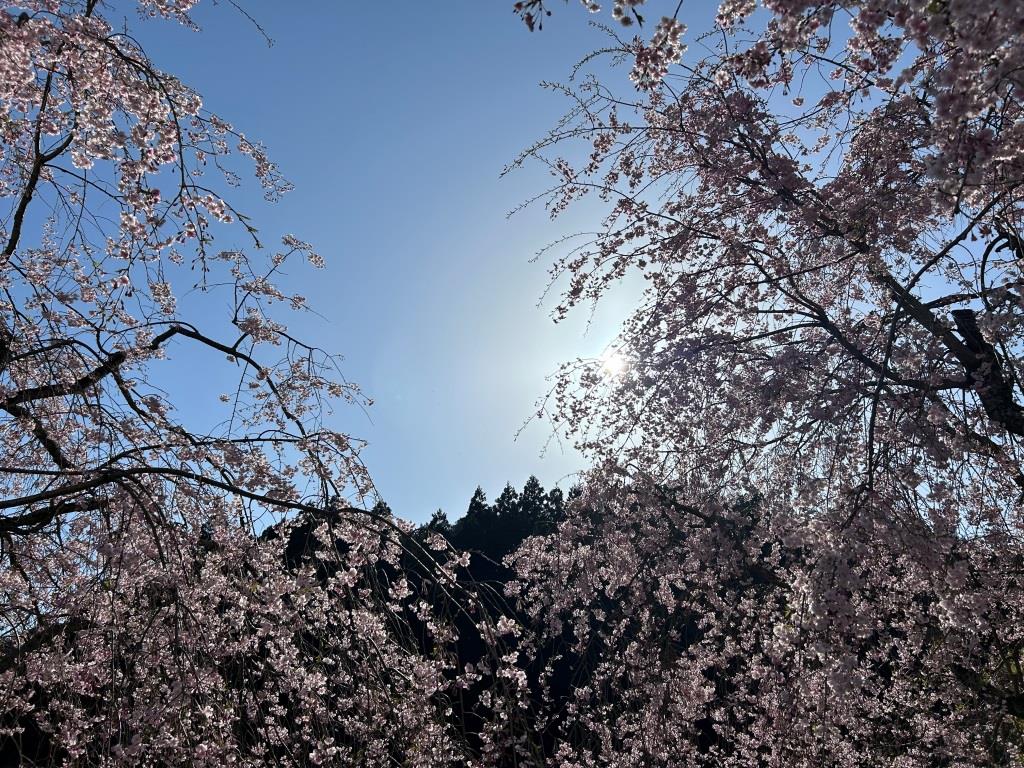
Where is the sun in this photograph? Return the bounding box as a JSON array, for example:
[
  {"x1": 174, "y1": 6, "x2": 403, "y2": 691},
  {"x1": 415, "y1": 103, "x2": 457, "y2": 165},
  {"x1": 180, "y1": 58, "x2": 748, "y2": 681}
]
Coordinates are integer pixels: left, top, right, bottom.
[{"x1": 600, "y1": 349, "x2": 628, "y2": 378}]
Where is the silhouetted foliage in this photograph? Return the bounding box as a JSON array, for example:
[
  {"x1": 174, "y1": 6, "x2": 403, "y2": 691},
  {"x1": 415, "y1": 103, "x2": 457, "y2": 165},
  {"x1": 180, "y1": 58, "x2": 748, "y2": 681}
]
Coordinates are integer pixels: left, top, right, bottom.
[{"x1": 440, "y1": 477, "x2": 567, "y2": 573}]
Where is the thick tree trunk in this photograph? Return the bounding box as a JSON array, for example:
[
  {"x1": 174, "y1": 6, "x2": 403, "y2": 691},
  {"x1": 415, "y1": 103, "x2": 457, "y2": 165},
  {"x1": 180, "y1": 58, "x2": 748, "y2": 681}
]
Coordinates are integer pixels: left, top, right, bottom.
[{"x1": 952, "y1": 309, "x2": 1024, "y2": 436}]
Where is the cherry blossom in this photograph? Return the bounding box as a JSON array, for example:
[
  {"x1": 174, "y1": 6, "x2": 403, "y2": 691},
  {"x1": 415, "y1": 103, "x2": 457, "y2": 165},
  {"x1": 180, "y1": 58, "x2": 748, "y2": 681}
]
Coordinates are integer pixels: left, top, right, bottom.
[
  {"x1": 505, "y1": 0, "x2": 1024, "y2": 763},
  {"x1": 0, "y1": 3, "x2": 501, "y2": 764}
]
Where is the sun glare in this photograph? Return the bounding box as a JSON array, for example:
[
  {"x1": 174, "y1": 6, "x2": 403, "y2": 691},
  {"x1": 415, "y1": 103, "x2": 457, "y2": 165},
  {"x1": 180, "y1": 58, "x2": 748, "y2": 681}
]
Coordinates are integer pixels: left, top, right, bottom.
[{"x1": 600, "y1": 350, "x2": 628, "y2": 378}]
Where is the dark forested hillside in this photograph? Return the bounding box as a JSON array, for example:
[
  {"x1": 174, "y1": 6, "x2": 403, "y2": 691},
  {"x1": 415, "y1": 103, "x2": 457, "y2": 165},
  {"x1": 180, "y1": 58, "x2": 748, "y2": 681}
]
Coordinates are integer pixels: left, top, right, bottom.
[{"x1": 417, "y1": 476, "x2": 571, "y2": 573}]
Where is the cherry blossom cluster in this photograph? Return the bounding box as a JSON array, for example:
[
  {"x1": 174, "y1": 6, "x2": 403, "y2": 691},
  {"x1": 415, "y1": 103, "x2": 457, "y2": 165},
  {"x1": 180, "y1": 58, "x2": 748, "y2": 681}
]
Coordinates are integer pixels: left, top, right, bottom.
[
  {"x1": 507, "y1": 476, "x2": 1024, "y2": 765},
  {"x1": 3, "y1": 502, "x2": 479, "y2": 765},
  {"x1": 507, "y1": 0, "x2": 1024, "y2": 762},
  {"x1": 630, "y1": 16, "x2": 686, "y2": 89},
  {"x1": 513, "y1": 0, "x2": 647, "y2": 30},
  {"x1": 0, "y1": 2, "x2": 519, "y2": 763}
]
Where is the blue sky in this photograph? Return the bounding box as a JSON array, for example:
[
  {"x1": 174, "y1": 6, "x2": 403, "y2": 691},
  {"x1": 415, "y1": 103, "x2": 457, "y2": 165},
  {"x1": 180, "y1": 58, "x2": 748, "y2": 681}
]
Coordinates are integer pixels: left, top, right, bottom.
[{"x1": 123, "y1": 1, "x2": 714, "y2": 522}]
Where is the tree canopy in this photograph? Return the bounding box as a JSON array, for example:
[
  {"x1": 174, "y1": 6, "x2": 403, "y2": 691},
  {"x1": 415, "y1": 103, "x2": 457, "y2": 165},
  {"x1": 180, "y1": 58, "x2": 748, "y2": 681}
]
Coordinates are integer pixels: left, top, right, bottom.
[
  {"x1": 3, "y1": 0, "x2": 1024, "y2": 765},
  {"x1": 507, "y1": 0, "x2": 1024, "y2": 763}
]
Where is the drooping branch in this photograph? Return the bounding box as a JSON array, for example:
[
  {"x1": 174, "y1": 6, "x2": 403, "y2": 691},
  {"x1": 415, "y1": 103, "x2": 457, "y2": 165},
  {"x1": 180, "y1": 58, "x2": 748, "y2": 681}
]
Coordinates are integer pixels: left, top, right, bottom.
[
  {"x1": 0, "y1": 400, "x2": 74, "y2": 470},
  {"x1": 0, "y1": 495, "x2": 106, "y2": 534},
  {"x1": 1, "y1": 350, "x2": 127, "y2": 408},
  {"x1": 0, "y1": 618, "x2": 92, "y2": 675}
]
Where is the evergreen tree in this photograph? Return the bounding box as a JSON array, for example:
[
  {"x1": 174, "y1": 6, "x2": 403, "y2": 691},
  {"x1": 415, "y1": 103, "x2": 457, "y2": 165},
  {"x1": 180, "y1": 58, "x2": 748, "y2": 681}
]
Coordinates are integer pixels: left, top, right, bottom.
[
  {"x1": 518, "y1": 476, "x2": 546, "y2": 521},
  {"x1": 493, "y1": 483, "x2": 520, "y2": 518}
]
